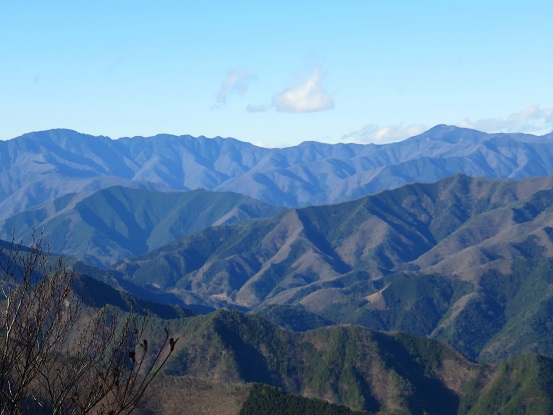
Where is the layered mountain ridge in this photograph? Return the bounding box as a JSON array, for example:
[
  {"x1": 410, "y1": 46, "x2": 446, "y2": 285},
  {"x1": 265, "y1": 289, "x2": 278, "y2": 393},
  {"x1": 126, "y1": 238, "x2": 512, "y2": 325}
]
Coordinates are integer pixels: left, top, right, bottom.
[
  {"x1": 5, "y1": 125, "x2": 553, "y2": 413},
  {"x1": 27, "y1": 270, "x2": 553, "y2": 415},
  {"x1": 2, "y1": 125, "x2": 553, "y2": 220},
  {"x1": 54, "y1": 271, "x2": 553, "y2": 415},
  {"x1": 107, "y1": 174, "x2": 553, "y2": 361}
]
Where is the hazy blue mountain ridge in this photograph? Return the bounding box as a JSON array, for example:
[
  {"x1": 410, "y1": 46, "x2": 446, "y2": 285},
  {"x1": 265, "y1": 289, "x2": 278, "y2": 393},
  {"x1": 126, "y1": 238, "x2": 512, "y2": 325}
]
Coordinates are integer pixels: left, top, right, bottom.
[
  {"x1": 6, "y1": 127, "x2": 553, "y2": 413},
  {"x1": 2, "y1": 126, "x2": 553, "y2": 219}
]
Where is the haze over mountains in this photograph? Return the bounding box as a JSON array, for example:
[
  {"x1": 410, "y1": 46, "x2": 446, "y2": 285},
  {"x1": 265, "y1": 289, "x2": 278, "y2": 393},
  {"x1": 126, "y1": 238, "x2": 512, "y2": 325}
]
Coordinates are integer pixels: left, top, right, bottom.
[
  {"x1": 2, "y1": 125, "x2": 553, "y2": 220},
  {"x1": 5, "y1": 125, "x2": 553, "y2": 413}
]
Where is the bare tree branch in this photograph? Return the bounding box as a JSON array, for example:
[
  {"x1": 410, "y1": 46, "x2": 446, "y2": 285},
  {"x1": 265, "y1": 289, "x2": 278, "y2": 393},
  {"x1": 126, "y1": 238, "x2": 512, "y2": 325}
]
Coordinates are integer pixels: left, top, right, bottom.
[{"x1": 0, "y1": 233, "x2": 177, "y2": 415}]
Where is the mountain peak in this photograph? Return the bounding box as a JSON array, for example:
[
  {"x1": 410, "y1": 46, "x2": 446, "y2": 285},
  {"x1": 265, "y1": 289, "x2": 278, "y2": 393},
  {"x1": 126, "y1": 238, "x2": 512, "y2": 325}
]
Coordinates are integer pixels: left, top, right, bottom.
[
  {"x1": 14, "y1": 129, "x2": 111, "y2": 144},
  {"x1": 428, "y1": 124, "x2": 457, "y2": 132},
  {"x1": 409, "y1": 124, "x2": 486, "y2": 145}
]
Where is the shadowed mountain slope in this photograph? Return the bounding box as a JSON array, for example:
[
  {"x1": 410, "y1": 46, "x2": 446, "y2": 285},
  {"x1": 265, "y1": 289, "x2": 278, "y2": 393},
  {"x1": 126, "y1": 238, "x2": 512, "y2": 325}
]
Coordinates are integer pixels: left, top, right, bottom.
[{"x1": 0, "y1": 186, "x2": 282, "y2": 267}]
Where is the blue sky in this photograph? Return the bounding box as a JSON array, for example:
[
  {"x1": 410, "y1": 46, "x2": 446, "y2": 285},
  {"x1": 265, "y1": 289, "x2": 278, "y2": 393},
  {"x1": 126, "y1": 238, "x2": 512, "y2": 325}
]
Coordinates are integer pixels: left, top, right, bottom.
[{"x1": 1, "y1": 1, "x2": 552, "y2": 147}]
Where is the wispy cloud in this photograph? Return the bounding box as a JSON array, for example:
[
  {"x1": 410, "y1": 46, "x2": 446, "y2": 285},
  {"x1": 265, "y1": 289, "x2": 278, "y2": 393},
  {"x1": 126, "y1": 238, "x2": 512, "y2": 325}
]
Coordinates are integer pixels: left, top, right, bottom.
[
  {"x1": 272, "y1": 67, "x2": 334, "y2": 113},
  {"x1": 342, "y1": 124, "x2": 427, "y2": 144},
  {"x1": 246, "y1": 103, "x2": 269, "y2": 113},
  {"x1": 458, "y1": 106, "x2": 553, "y2": 135},
  {"x1": 341, "y1": 106, "x2": 553, "y2": 145},
  {"x1": 212, "y1": 69, "x2": 254, "y2": 109}
]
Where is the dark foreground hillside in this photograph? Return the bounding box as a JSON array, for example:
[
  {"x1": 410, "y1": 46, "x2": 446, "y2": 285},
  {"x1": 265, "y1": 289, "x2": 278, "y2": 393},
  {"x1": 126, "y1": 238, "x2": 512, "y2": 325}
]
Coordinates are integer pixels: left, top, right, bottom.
[
  {"x1": 4, "y1": 259, "x2": 552, "y2": 415},
  {"x1": 140, "y1": 379, "x2": 369, "y2": 415},
  {"x1": 131, "y1": 308, "x2": 553, "y2": 415}
]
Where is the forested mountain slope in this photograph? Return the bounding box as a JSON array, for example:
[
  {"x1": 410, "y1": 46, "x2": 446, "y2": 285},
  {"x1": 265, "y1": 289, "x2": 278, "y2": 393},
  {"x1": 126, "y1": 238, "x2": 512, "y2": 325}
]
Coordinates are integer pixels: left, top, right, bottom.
[
  {"x1": 110, "y1": 174, "x2": 553, "y2": 361},
  {"x1": 138, "y1": 308, "x2": 553, "y2": 415},
  {"x1": 0, "y1": 186, "x2": 282, "y2": 267}
]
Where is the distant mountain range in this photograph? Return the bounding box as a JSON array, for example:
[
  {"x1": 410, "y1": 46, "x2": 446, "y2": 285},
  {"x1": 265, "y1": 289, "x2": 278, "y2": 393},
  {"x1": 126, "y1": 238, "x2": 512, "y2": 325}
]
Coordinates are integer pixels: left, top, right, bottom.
[
  {"x1": 106, "y1": 174, "x2": 553, "y2": 361},
  {"x1": 2, "y1": 126, "x2": 553, "y2": 220},
  {"x1": 6, "y1": 125, "x2": 553, "y2": 413},
  {"x1": 5, "y1": 126, "x2": 553, "y2": 363}
]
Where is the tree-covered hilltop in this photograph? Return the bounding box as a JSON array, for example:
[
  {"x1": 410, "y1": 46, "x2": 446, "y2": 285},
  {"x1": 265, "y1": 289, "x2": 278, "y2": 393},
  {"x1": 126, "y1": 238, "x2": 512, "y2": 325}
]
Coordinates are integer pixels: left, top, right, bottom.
[
  {"x1": 240, "y1": 384, "x2": 370, "y2": 415},
  {"x1": 135, "y1": 308, "x2": 553, "y2": 415}
]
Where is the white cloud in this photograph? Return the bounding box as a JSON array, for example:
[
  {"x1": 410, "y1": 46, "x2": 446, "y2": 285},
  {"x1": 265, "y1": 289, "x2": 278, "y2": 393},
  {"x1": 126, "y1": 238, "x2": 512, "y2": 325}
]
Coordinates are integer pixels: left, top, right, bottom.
[
  {"x1": 253, "y1": 141, "x2": 284, "y2": 148},
  {"x1": 246, "y1": 104, "x2": 269, "y2": 113},
  {"x1": 213, "y1": 69, "x2": 254, "y2": 109},
  {"x1": 458, "y1": 106, "x2": 553, "y2": 135},
  {"x1": 341, "y1": 107, "x2": 553, "y2": 145},
  {"x1": 273, "y1": 68, "x2": 334, "y2": 113},
  {"x1": 341, "y1": 123, "x2": 427, "y2": 144}
]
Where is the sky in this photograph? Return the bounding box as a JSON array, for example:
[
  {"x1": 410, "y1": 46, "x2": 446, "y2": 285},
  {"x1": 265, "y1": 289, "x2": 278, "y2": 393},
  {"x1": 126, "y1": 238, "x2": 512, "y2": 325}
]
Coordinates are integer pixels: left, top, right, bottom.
[{"x1": 1, "y1": 1, "x2": 553, "y2": 147}]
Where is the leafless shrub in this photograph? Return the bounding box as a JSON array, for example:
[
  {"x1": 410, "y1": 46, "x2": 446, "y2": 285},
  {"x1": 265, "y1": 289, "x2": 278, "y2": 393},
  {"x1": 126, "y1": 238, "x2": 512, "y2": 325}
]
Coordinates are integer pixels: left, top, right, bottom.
[{"x1": 0, "y1": 233, "x2": 178, "y2": 414}]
